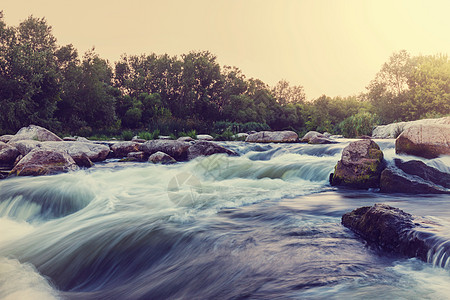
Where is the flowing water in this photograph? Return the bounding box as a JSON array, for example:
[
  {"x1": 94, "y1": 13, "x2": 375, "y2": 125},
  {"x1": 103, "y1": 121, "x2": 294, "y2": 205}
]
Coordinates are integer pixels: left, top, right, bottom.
[{"x1": 0, "y1": 140, "x2": 450, "y2": 299}]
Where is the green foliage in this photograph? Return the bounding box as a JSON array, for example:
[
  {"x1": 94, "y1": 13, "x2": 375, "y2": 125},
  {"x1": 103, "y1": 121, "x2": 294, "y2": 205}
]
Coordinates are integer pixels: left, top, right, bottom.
[
  {"x1": 214, "y1": 129, "x2": 234, "y2": 141},
  {"x1": 0, "y1": 13, "x2": 447, "y2": 137},
  {"x1": 339, "y1": 112, "x2": 379, "y2": 138},
  {"x1": 121, "y1": 130, "x2": 134, "y2": 141},
  {"x1": 179, "y1": 129, "x2": 197, "y2": 139}
]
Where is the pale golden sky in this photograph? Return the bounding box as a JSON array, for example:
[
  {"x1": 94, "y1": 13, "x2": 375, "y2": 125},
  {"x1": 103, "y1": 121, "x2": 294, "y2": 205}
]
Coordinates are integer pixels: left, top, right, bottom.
[{"x1": 2, "y1": 0, "x2": 449, "y2": 99}]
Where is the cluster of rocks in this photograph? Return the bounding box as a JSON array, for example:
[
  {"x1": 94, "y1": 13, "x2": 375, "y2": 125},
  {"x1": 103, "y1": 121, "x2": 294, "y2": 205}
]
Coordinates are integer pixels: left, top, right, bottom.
[
  {"x1": 244, "y1": 130, "x2": 341, "y2": 144},
  {"x1": 340, "y1": 121, "x2": 449, "y2": 263},
  {"x1": 0, "y1": 125, "x2": 238, "y2": 178},
  {"x1": 330, "y1": 123, "x2": 450, "y2": 194}
]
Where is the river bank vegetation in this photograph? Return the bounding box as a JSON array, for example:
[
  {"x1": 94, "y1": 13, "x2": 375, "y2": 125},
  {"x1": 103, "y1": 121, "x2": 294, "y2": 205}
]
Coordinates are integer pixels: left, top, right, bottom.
[{"x1": 1, "y1": 13, "x2": 449, "y2": 139}]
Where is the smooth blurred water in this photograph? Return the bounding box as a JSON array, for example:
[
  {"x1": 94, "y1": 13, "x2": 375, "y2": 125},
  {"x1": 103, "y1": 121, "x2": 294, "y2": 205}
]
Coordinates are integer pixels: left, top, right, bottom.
[{"x1": 0, "y1": 140, "x2": 449, "y2": 299}]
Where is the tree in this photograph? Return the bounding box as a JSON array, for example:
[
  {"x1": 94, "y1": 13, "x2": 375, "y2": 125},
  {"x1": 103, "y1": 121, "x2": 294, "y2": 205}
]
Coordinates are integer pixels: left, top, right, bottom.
[
  {"x1": 0, "y1": 14, "x2": 60, "y2": 132},
  {"x1": 272, "y1": 79, "x2": 306, "y2": 105},
  {"x1": 404, "y1": 54, "x2": 450, "y2": 120},
  {"x1": 366, "y1": 50, "x2": 411, "y2": 123}
]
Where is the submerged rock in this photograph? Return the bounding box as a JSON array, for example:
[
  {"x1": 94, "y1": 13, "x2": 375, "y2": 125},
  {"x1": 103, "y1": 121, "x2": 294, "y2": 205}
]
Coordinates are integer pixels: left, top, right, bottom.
[
  {"x1": 395, "y1": 124, "x2": 450, "y2": 158},
  {"x1": 148, "y1": 151, "x2": 177, "y2": 164},
  {"x1": 187, "y1": 141, "x2": 238, "y2": 160},
  {"x1": 140, "y1": 140, "x2": 190, "y2": 161},
  {"x1": 342, "y1": 204, "x2": 432, "y2": 261},
  {"x1": 8, "y1": 125, "x2": 62, "y2": 143},
  {"x1": 308, "y1": 136, "x2": 337, "y2": 144},
  {"x1": 380, "y1": 159, "x2": 450, "y2": 194},
  {"x1": 246, "y1": 131, "x2": 298, "y2": 143},
  {"x1": 330, "y1": 139, "x2": 384, "y2": 189},
  {"x1": 9, "y1": 149, "x2": 79, "y2": 176}
]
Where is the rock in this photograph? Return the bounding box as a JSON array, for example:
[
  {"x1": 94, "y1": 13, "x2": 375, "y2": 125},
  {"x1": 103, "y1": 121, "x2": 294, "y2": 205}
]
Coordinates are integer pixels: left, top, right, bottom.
[
  {"x1": 323, "y1": 132, "x2": 332, "y2": 137},
  {"x1": 111, "y1": 141, "x2": 140, "y2": 158},
  {"x1": 9, "y1": 125, "x2": 62, "y2": 142},
  {"x1": 342, "y1": 204, "x2": 431, "y2": 261},
  {"x1": 41, "y1": 141, "x2": 110, "y2": 162},
  {"x1": 330, "y1": 139, "x2": 384, "y2": 189},
  {"x1": 14, "y1": 155, "x2": 23, "y2": 166},
  {"x1": 308, "y1": 136, "x2": 337, "y2": 144},
  {"x1": 126, "y1": 151, "x2": 148, "y2": 162},
  {"x1": 233, "y1": 133, "x2": 249, "y2": 140},
  {"x1": 0, "y1": 142, "x2": 20, "y2": 167},
  {"x1": 372, "y1": 116, "x2": 450, "y2": 139},
  {"x1": 139, "y1": 140, "x2": 190, "y2": 161},
  {"x1": 63, "y1": 137, "x2": 77, "y2": 141},
  {"x1": 196, "y1": 134, "x2": 214, "y2": 141},
  {"x1": 379, "y1": 159, "x2": 450, "y2": 194},
  {"x1": 177, "y1": 136, "x2": 195, "y2": 142},
  {"x1": 300, "y1": 131, "x2": 325, "y2": 143},
  {"x1": 9, "y1": 149, "x2": 79, "y2": 176},
  {"x1": 330, "y1": 135, "x2": 344, "y2": 139},
  {"x1": 131, "y1": 138, "x2": 146, "y2": 143},
  {"x1": 148, "y1": 151, "x2": 177, "y2": 164},
  {"x1": 158, "y1": 136, "x2": 173, "y2": 140},
  {"x1": 72, "y1": 153, "x2": 94, "y2": 168},
  {"x1": 76, "y1": 137, "x2": 90, "y2": 142},
  {"x1": 395, "y1": 124, "x2": 450, "y2": 159},
  {"x1": 187, "y1": 141, "x2": 238, "y2": 160},
  {"x1": 0, "y1": 135, "x2": 14, "y2": 143},
  {"x1": 8, "y1": 140, "x2": 42, "y2": 156},
  {"x1": 246, "y1": 131, "x2": 298, "y2": 143}
]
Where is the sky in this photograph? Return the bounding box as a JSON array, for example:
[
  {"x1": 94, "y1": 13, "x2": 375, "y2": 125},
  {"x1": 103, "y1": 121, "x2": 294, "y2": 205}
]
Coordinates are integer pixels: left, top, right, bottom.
[{"x1": 2, "y1": 0, "x2": 449, "y2": 99}]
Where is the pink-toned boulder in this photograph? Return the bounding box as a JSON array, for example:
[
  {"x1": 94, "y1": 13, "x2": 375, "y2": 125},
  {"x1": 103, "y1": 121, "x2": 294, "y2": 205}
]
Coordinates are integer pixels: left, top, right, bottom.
[
  {"x1": 9, "y1": 149, "x2": 79, "y2": 176},
  {"x1": 8, "y1": 125, "x2": 62, "y2": 142},
  {"x1": 395, "y1": 124, "x2": 450, "y2": 158}
]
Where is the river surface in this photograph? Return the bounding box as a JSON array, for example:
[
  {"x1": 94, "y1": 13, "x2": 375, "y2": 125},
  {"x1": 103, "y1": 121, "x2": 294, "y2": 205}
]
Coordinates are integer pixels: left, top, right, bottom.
[{"x1": 0, "y1": 139, "x2": 449, "y2": 300}]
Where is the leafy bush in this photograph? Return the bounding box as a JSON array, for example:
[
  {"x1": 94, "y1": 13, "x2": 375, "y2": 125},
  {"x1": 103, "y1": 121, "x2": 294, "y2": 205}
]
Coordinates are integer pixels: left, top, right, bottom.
[
  {"x1": 121, "y1": 130, "x2": 134, "y2": 141},
  {"x1": 214, "y1": 129, "x2": 234, "y2": 141},
  {"x1": 339, "y1": 112, "x2": 379, "y2": 138}
]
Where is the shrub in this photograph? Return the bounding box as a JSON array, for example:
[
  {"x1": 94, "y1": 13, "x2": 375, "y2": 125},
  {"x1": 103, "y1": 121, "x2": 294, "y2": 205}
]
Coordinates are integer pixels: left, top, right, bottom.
[
  {"x1": 121, "y1": 130, "x2": 134, "y2": 141},
  {"x1": 339, "y1": 112, "x2": 379, "y2": 138}
]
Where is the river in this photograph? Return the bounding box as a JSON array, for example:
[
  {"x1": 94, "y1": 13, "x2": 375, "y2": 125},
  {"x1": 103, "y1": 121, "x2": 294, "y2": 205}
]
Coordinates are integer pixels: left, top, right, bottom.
[{"x1": 0, "y1": 140, "x2": 449, "y2": 299}]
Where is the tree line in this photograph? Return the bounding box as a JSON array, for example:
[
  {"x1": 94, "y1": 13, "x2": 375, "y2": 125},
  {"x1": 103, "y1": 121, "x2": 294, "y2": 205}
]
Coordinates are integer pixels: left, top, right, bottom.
[{"x1": 1, "y1": 13, "x2": 448, "y2": 138}]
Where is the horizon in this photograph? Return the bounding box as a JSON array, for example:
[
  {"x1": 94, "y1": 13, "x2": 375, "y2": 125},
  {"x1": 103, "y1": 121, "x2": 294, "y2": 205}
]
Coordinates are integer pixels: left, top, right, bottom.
[{"x1": 2, "y1": 0, "x2": 449, "y2": 100}]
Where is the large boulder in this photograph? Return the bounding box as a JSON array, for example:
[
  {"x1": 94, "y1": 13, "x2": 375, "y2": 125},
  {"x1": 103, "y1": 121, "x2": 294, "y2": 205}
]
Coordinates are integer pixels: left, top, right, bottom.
[
  {"x1": 372, "y1": 116, "x2": 450, "y2": 138},
  {"x1": 139, "y1": 140, "x2": 190, "y2": 161},
  {"x1": 111, "y1": 141, "x2": 140, "y2": 158},
  {"x1": 8, "y1": 125, "x2": 62, "y2": 142},
  {"x1": 9, "y1": 149, "x2": 79, "y2": 176},
  {"x1": 395, "y1": 124, "x2": 450, "y2": 158},
  {"x1": 125, "y1": 151, "x2": 148, "y2": 162},
  {"x1": 0, "y1": 142, "x2": 20, "y2": 167},
  {"x1": 245, "y1": 131, "x2": 298, "y2": 143},
  {"x1": 380, "y1": 159, "x2": 450, "y2": 194},
  {"x1": 187, "y1": 141, "x2": 238, "y2": 160},
  {"x1": 148, "y1": 151, "x2": 177, "y2": 164},
  {"x1": 300, "y1": 131, "x2": 325, "y2": 143},
  {"x1": 41, "y1": 141, "x2": 110, "y2": 162},
  {"x1": 342, "y1": 204, "x2": 432, "y2": 261},
  {"x1": 330, "y1": 139, "x2": 384, "y2": 189}
]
